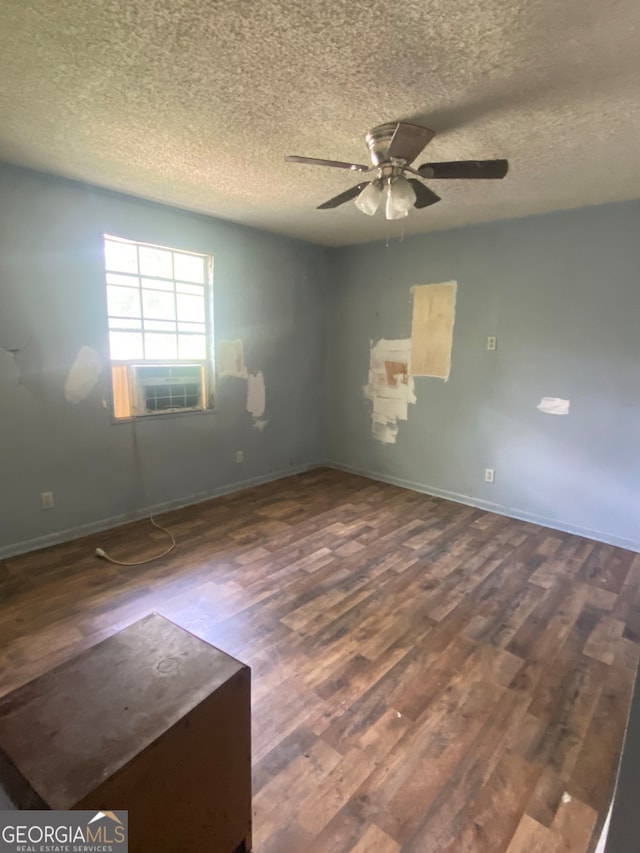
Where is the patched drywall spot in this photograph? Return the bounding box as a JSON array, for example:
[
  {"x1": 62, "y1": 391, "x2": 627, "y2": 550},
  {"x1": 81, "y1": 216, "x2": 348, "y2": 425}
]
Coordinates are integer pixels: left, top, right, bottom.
[
  {"x1": 537, "y1": 397, "x2": 570, "y2": 415},
  {"x1": 0, "y1": 337, "x2": 45, "y2": 399},
  {"x1": 364, "y1": 339, "x2": 416, "y2": 444},
  {"x1": 217, "y1": 339, "x2": 248, "y2": 378},
  {"x1": 64, "y1": 346, "x2": 102, "y2": 404},
  {"x1": 410, "y1": 281, "x2": 457, "y2": 380},
  {"x1": 218, "y1": 339, "x2": 268, "y2": 430},
  {"x1": 0, "y1": 347, "x2": 21, "y2": 384},
  {"x1": 247, "y1": 370, "x2": 266, "y2": 416}
]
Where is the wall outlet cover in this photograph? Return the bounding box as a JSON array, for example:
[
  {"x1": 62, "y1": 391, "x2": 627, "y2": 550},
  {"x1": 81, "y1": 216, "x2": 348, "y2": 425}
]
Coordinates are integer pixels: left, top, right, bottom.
[{"x1": 41, "y1": 491, "x2": 54, "y2": 510}]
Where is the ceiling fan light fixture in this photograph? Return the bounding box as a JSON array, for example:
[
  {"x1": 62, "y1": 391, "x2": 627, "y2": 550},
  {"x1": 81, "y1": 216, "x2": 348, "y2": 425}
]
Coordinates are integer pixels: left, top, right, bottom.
[
  {"x1": 384, "y1": 176, "x2": 416, "y2": 220},
  {"x1": 354, "y1": 182, "x2": 382, "y2": 216}
]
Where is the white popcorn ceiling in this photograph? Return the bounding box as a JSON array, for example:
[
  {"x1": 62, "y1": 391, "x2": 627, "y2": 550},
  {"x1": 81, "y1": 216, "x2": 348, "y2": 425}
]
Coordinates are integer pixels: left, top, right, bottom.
[{"x1": 0, "y1": 0, "x2": 639, "y2": 246}]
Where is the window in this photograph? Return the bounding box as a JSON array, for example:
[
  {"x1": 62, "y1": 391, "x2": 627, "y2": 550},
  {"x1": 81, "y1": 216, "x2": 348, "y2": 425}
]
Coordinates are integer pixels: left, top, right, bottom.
[{"x1": 103, "y1": 235, "x2": 214, "y2": 419}]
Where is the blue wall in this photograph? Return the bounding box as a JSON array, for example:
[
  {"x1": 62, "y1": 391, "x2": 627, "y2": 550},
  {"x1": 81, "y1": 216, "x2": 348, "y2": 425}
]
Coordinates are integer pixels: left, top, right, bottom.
[
  {"x1": 325, "y1": 201, "x2": 640, "y2": 551},
  {"x1": 0, "y1": 164, "x2": 330, "y2": 557},
  {"x1": 2, "y1": 162, "x2": 638, "y2": 557}
]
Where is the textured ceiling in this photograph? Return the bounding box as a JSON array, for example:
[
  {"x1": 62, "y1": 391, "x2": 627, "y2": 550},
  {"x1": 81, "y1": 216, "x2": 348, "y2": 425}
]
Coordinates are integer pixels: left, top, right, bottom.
[{"x1": 0, "y1": 0, "x2": 639, "y2": 246}]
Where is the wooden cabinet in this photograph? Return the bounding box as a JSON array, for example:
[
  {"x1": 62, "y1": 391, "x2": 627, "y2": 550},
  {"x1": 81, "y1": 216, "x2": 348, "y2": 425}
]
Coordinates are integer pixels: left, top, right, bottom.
[{"x1": 0, "y1": 613, "x2": 252, "y2": 853}]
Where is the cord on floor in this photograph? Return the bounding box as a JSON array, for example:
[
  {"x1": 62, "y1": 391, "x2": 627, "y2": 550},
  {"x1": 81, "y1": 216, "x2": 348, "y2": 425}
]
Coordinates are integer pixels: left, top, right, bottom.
[
  {"x1": 94, "y1": 379, "x2": 177, "y2": 567},
  {"x1": 94, "y1": 515, "x2": 176, "y2": 566}
]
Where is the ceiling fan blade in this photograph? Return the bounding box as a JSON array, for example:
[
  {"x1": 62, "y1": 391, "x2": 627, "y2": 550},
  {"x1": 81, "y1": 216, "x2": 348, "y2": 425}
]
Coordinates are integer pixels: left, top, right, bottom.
[
  {"x1": 387, "y1": 123, "x2": 435, "y2": 164},
  {"x1": 418, "y1": 159, "x2": 509, "y2": 179},
  {"x1": 408, "y1": 179, "x2": 441, "y2": 209},
  {"x1": 317, "y1": 182, "x2": 370, "y2": 209},
  {"x1": 285, "y1": 155, "x2": 370, "y2": 173}
]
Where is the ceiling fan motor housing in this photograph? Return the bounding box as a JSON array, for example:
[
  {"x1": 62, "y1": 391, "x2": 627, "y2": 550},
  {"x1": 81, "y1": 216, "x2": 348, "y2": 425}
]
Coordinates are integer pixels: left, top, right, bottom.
[{"x1": 365, "y1": 122, "x2": 404, "y2": 165}]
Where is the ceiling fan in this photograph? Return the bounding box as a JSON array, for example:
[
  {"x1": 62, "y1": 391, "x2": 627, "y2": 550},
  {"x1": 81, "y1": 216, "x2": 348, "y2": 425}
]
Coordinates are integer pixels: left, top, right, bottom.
[{"x1": 285, "y1": 122, "x2": 508, "y2": 220}]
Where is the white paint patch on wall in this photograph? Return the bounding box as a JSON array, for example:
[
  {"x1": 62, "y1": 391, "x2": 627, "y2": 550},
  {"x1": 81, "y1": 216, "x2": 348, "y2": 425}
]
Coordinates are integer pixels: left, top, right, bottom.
[
  {"x1": 364, "y1": 338, "x2": 416, "y2": 445},
  {"x1": 410, "y1": 281, "x2": 457, "y2": 381},
  {"x1": 64, "y1": 346, "x2": 101, "y2": 404},
  {"x1": 537, "y1": 397, "x2": 570, "y2": 415},
  {"x1": 218, "y1": 339, "x2": 269, "y2": 430},
  {"x1": 217, "y1": 339, "x2": 248, "y2": 378},
  {"x1": 247, "y1": 370, "x2": 267, "y2": 428}
]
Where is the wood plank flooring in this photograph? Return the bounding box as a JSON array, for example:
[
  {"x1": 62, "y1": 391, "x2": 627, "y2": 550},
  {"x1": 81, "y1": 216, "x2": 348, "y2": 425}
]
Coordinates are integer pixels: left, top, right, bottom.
[{"x1": 1, "y1": 468, "x2": 638, "y2": 852}]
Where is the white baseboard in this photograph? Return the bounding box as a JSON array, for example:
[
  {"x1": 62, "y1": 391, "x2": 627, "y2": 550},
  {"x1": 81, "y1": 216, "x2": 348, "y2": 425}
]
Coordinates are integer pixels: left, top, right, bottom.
[
  {"x1": 324, "y1": 460, "x2": 640, "y2": 553},
  {"x1": 594, "y1": 804, "x2": 612, "y2": 853},
  {"x1": 5, "y1": 459, "x2": 637, "y2": 561},
  {"x1": 0, "y1": 462, "x2": 321, "y2": 561}
]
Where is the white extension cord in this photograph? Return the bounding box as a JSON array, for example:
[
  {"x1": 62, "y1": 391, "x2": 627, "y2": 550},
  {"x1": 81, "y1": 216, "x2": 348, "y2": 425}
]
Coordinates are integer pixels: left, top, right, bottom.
[
  {"x1": 94, "y1": 515, "x2": 176, "y2": 566},
  {"x1": 94, "y1": 390, "x2": 177, "y2": 566}
]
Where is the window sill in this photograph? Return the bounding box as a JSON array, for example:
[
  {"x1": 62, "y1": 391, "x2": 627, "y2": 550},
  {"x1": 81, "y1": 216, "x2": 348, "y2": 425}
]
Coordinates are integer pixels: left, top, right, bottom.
[{"x1": 110, "y1": 407, "x2": 218, "y2": 425}]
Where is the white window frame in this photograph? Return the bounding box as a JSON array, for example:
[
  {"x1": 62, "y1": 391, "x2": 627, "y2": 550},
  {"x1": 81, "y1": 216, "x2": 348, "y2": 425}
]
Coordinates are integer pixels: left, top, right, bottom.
[{"x1": 103, "y1": 234, "x2": 214, "y2": 420}]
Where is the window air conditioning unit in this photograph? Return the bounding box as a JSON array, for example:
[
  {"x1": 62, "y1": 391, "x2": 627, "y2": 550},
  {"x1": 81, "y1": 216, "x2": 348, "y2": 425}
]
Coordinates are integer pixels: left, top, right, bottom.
[{"x1": 132, "y1": 364, "x2": 205, "y2": 415}]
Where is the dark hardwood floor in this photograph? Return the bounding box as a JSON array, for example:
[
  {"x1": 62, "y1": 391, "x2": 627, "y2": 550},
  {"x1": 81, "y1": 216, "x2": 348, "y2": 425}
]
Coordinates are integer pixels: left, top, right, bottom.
[{"x1": 1, "y1": 468, "x2": 638, "y2": 852}]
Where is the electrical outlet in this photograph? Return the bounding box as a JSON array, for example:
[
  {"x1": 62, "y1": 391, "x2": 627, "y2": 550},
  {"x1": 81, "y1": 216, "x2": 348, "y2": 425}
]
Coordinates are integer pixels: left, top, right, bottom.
[
  {"x1": 41, "y1": 491, "x2": 54, "y2": 510},
  {"x1": 487, "y1": 336, "x2": 497, "y2": 351},
  {"x1": 236, "y1": 450, "x2": 244, "y2": 463},
  {"x1": 484, "y1": 469, "x2": 495, "y2": 484}
]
